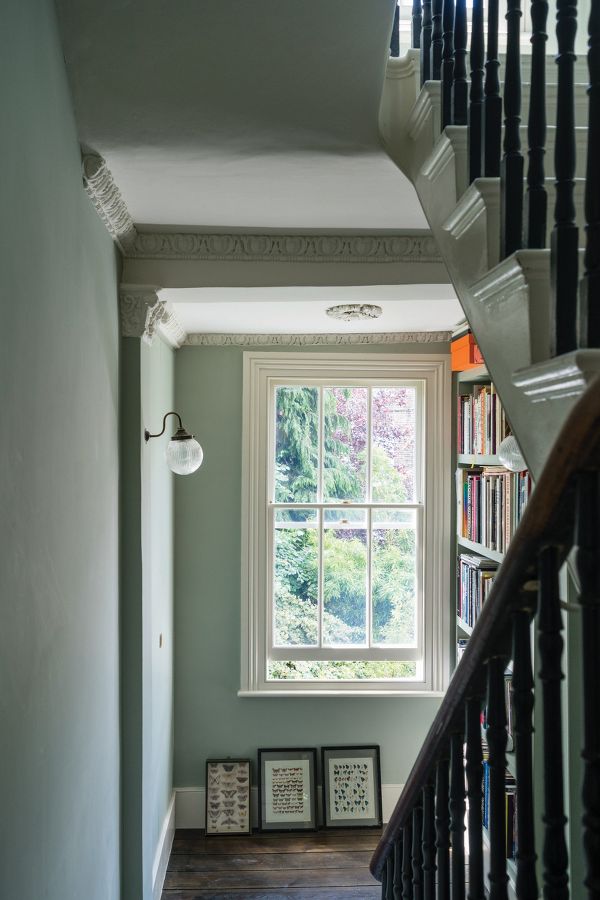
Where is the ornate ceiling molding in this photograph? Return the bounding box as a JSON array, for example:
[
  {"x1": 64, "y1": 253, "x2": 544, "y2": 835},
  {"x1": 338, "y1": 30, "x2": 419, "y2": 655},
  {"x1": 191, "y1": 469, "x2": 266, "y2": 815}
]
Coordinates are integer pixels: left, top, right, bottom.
[
  {"x1": 127, "y1": 231, "x2": 441, "y2": 264},
  {"x1": 82, "y1": 154, "x2": 137, "y2": 253},
  {"x1": 183, "y1": 331, "x2": 451, "y2": 347},
  {"x1": 119, "y1": 286, "x2": 186, "y2": 348}
]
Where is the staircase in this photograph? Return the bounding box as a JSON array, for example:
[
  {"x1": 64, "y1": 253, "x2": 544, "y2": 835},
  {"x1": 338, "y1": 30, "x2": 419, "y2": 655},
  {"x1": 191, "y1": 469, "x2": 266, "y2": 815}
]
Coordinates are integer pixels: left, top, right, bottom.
[
  {"x1": 379, "y1": 6, "x2": 599, "y2": 480},
  {"x1": 368, "y1": 2, "x2": 600, "y2": 897}
]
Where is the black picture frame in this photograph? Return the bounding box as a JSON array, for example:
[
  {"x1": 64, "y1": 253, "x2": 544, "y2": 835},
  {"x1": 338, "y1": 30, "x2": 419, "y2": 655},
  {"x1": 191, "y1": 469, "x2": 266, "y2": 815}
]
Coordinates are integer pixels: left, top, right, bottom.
[
  {"x1": 257, "y1": 747, "x2": 318, "y2": 832},
  {"x1": 321, "y1": 745, "x2": 382, "y2": 829},
  {"x1": 205, "y1": 758, "x2": 252, "y2": 835}
]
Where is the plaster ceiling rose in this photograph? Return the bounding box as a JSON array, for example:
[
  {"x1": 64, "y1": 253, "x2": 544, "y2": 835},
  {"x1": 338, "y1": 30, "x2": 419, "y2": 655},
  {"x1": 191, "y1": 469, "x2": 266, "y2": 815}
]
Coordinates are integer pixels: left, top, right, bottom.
[{"x1": 326, "y1": 303, "x2": 383, "y2": 322}]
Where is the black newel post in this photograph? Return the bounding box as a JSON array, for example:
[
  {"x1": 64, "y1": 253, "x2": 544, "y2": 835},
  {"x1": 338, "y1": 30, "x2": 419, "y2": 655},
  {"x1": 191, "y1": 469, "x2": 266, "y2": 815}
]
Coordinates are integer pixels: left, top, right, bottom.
[
  {"x1": 453, "y1": 0, "x2": 468, "y2": 123},
  {"x1": 441, "y1": 0, "x2": 456, "y2": 129},
  {"x1": 484, "y1": 0, "x2": 502, "y2": 175},
  {"x1": 468, "y1": 0, "x2": 485, "y2": 181},
  {"x1": 422, "y1": 0, "x2": 433, "y2": 82},
  {"x1": 579, "y1": 0, "x2": 600, "y2": 346},
  {"x1": 431, "y1": 0, "x2": 444, "y2": 79},
  {"x1": 413, "y1": 0, "x2": 423, "y2": 49},
  {"x1": 551, "y1": 0, "x2": 579, "y2": 355},
  {"x1": 525, "y1": 0, "x2": 549, "y2": 247},
  {"x1": 501, "y1": 0, "x2": 524, "y2": 258}
]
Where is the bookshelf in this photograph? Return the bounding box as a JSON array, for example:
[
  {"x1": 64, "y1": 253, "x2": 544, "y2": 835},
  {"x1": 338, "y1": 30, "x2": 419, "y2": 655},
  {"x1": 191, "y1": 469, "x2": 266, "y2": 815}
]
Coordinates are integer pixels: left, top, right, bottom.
[{"x1": 452, "y1": 362, "x2": 530, "y2": 900}]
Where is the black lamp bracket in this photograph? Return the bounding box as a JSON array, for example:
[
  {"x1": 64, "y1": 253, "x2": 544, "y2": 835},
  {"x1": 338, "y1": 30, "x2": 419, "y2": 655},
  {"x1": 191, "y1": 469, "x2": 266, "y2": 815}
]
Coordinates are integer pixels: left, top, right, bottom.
[{"x1": 144, "y1": 411, "x2": 190, "y2": 443}]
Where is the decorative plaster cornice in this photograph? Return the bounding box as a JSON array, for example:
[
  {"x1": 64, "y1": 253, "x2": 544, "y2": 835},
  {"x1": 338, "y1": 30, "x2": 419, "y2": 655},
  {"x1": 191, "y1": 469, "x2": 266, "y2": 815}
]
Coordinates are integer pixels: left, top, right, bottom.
[
  {"x1": 82, "y1": 154, "x2": 137, "y2": 253},
  {"x1": 127, "y1": 231, "x2": 441, "y2": 264},
  {"x1": 183, "y1": 331, "x2": 451, "y2": 347},
  {"x1": 118, "y1": 286, "x2": 186, "y2": 348}
]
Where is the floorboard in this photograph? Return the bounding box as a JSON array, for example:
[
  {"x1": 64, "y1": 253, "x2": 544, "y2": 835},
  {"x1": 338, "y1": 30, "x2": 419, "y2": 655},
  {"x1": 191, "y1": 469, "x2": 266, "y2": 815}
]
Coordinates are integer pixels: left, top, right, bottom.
[{"x1": 161, "y1": 829, "x2": 383, "y2": 899}]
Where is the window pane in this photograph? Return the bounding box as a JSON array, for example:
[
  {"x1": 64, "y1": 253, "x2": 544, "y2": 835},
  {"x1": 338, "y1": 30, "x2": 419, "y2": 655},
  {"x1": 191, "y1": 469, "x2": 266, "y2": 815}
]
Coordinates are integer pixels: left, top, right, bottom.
[
  {"x1": 323, "y1": 526, "x2": 367, "y2": 646},
  {"x1": 274, "y1": 387, "x2": 319, "y2": 503},
  {"x1": 267, "y1": 660, "x2": 417, "y2": 680},
  {"x1": 372, "y1": 509, "x2": 417, "y2": 646},
  {"x1": 323, "y1": 387, "x2": 367, "y2": 502},
  {"x1": 371, "y1": 387, "x2": 417, "y2": 502},
  {"x1": 275, "y1": 508, "x2": 318, "y2": 524},
  {"x1": 323, "y1": 508, "x2": 367, "y2": 526},
  {"x1": 274, "y1": 527, "x2": 318, "y2": 646}
]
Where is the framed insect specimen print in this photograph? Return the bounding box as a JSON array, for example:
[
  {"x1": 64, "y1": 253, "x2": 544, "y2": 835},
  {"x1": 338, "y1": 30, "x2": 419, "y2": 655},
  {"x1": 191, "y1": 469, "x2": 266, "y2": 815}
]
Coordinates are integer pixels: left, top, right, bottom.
[
  {"x1": 257, "y1": 748, "x2": 317, "y2": 832},
  {"x1": 205, "y1": 758, "x2": 252, "y2": 835},
  {"x1": 321, "y1": 745, "x2": 382, "y2": 829}
]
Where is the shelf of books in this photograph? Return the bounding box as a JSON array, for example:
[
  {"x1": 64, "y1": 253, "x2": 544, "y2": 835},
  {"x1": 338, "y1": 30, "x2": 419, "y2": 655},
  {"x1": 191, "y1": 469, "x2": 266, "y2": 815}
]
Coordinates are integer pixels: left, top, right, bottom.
[{"x1": 452, "y1": 360, "x2": 526, "y2": 900}]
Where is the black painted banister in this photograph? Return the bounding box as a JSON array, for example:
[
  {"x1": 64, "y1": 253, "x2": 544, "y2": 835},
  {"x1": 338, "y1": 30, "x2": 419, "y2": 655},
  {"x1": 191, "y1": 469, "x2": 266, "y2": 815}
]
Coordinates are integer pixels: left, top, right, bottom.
[
  {"x1": 579, "y1": 0, "x2": 600, "y2": 347},
  {"x1": 421, "y1": 0, "x2": 433, "y2": 83},
  {"x1": 484, "y1": 0, "x2": 502, "y2": 175},
  {"x1": 431, "y1": 0, "x2": 443, "y2": 79},
  {"x1": 551, "y1": 0, "x2": 579, "y2": 355},
  {"x1": 452, "y1": 0, "x2": 468, "y2": 124},
  {"x1": 441, "y1": 0, "x2": 455, "y2": 129},
  {"x1": 468, "y1": 0, "x2": 485, "y2": 182},
  {"x1": 500, "y1": 0, "x2": 524, "y2": 257},
  {"x1": 525, "y1": 0, "x2": 549, "y2": 247},
  {"x1": 371, "y1": 383, "x2": 600, "y2": 898},
  {"x1": 413, "y1": 0, "x2": 423, "y2": 49},
  {"x1": 390, "y1": 2, "x2": 400, "y2": 57}
]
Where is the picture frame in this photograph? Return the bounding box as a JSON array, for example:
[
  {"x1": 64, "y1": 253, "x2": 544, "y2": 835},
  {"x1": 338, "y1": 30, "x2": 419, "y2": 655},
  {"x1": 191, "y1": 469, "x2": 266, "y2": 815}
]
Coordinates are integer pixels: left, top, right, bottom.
[
  {"x1": 205, "y1": 758, "x2": 252, "y2": 835},
  {"x1": 321, "y1": 745, "x2": 382, "y2": 829},
  {"x1": 257, "y1": 748, "x2": 318, "y2": 832}
]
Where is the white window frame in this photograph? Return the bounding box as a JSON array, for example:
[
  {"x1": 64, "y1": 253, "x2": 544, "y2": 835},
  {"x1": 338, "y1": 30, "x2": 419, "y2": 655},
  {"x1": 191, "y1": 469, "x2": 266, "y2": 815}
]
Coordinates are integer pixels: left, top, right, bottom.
[{"x1": 240, "y1": 352, "x2": 451, "y2": 697}]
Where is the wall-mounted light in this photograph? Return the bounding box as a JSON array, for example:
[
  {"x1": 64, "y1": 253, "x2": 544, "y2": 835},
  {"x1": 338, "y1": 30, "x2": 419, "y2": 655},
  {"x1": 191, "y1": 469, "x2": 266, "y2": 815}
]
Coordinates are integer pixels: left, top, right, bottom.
[{"x1": 144, "y1": 411, "x2": 203, "y2": 475}]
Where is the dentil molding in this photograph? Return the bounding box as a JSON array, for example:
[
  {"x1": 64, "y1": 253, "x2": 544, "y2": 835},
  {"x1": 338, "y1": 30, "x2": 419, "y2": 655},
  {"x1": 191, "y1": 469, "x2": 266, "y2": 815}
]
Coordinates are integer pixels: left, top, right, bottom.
[{"x1": 183, "y1": 331, "x2": 451, "y2": 347}]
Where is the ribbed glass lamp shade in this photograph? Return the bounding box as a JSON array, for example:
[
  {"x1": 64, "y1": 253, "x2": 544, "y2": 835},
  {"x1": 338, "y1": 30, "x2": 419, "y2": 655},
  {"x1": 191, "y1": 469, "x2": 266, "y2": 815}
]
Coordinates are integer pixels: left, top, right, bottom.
[
  {"x1": 497, "y1": 435, "x2": 526, "y2": 472},
  {"x1": 165, "y1": 437, "x2": 203, "y2": 475}
]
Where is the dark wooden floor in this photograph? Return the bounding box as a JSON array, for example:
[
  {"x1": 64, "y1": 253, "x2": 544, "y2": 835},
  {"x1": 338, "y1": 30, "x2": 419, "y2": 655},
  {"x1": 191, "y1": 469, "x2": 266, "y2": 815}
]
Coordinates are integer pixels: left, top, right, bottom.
[{"x1": 161, "y1": 828, "x2": 383, "y2": 899}]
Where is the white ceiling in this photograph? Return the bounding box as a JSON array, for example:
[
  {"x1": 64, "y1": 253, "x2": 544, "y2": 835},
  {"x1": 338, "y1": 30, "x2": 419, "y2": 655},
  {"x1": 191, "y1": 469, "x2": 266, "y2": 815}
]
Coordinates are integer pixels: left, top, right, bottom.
[
  {"x1": 56, "y1": 0, "x2": 428, "y2": 230},
  {"x1": 162, "y1": 284, "x2": 462, "y2": 334}
]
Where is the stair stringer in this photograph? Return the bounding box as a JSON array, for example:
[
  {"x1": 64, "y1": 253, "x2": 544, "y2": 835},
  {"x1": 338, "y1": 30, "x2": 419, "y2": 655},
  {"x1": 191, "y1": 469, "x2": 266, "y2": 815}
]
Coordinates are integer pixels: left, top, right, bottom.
[{"x1": 380, "y1": 69, "x2": 600, "y2": 479}]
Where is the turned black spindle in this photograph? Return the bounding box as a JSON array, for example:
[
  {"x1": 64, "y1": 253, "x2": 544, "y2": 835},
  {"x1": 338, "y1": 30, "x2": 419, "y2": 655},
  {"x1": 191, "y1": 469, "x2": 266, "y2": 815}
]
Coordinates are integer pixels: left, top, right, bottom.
[
  {"x1": 486, "y1": 655, "x2": 509, "y2": 900},
  {"x1": 441, "y1": 0, "x2": 455, "y2": 129},
  {"x1": 575, "y1": 471, "x2": 600, "y2": 898},
  {"x1": 468, "y1": 0, "x2": 485, "y2": 181},
  {"x1": 579, "y1": 0, "x2": 600, "y2": 346},
  {"x1": 403, "y1": 820, "x2": 414, "y2": 900},
  {"x1": 500, "y1": 0, "x2": 524, "y2": 257},
  {"x1": 413, "y1": 0, "x2": 423, "y2": 49},
  {"x1": 431, "y1": 0, "x2": 444, "y2": 79},
  {"x1": 512, "y1": 604, "x2": 538, "y2": 899},
  {"x1": 538, "y1": 545, "x2": 570, "y2": 898},
  {"x1": 450, "y1": 731, "x2": 466, "y2": 900},
  {"x1": 465, "y1": 696, "x2": 485, "y2": 900},
  {"x1": 393, "y1": 837, "x2": 403, "y2": 900},
  {"x1": 390, "y1": 2, "x2": 401, "y2": 57},
  {"x1": 422, "y1": 0, "x2": 433, "y2": 83},
  {"x1": 453, "y1": 0, "x2": 468, "y2": 124},
  {"x1": 484, "y1": 0, "x2": 502, "y2": 175},
  {"x1": 525, "y1": 0, "x2": 549, "y2": 248},
  {"x1": 550, "y1": 0, "x2": 579, "y2": 355},
  {"x1": 386, "y1": 854, "x2": 395, "y2": 900},
  {"x1": 422, "y1": 782, "x2": 436, "y2": 899},
  {"x1": 435, "y1": 755, "x2": 451, "y2": 900},
  {"x1": 413, "y1": 805, "x2": 424, "y2": 900}
]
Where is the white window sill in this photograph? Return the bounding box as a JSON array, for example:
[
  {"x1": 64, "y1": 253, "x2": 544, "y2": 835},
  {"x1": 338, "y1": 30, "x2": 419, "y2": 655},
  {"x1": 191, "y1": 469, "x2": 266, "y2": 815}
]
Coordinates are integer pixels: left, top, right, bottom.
[{"x1": 237, "y1": 689, "x2": 446, "y2": 699}]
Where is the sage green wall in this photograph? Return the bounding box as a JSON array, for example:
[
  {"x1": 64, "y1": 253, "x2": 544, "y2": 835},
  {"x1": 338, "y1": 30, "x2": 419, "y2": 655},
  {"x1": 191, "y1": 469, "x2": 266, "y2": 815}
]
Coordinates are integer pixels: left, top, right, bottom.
[
  {"x1": 174, "y1": 343, "x2": 448, "y2": 790},
  {"x1": 121, "y1": 336, "x2": 175, "y2": 899},
  {"x1": 0, "y1": 0, "x2": 120, "y2": 897}
]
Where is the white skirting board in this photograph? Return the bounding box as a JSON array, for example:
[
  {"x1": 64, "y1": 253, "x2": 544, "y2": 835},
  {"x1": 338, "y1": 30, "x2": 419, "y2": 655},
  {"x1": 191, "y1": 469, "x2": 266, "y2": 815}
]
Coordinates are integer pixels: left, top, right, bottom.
[
  {"x1": 174, "y1": 783, "x2": 405, "y2": 829},
  {"x1": 152, "y1": 792, "x2": 176, "y2": 900}
]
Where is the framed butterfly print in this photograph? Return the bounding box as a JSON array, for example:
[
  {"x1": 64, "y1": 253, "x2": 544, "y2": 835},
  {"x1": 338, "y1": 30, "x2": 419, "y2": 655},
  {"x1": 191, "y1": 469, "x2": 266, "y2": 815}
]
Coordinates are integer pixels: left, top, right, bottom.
[
  {"x1": 205, "y1": 758, "x2": 252, "y2": 834},
  {"x1": 257, "y1": 748, "x2": 317, "y2": 832},
  {"x1": 321, "y1": 745, "x2": 382, "y2": 829}
]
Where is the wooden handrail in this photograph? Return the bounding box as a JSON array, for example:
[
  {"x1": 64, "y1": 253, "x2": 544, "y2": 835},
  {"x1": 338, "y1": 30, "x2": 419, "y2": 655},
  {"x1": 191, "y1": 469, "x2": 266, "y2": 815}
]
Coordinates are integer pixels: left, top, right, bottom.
[{"x1": 370, "y1": 377, "x2": 600, "y2": 881}]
